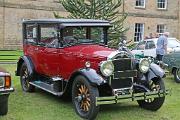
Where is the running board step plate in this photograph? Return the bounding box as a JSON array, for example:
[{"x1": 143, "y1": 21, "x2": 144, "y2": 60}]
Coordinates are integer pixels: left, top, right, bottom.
[{"x1": 30, "y1": 81, "x2": 63, "y2": 96}]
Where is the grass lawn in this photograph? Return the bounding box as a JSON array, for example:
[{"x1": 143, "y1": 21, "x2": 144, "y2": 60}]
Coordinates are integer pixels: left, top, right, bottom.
[{"x1": 0, "y1": 64, "x2": 180, "y2": 120}]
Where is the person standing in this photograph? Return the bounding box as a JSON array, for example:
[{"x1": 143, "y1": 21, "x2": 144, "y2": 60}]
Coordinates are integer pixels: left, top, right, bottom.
[{"x1": 156, "y1": 32, "x2": 169, "y2": 61}]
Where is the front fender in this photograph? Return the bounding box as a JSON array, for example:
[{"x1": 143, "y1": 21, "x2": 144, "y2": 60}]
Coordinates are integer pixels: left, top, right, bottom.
[
  {"x1": 77, "y1": 68, "x2": 106, "y2": 86},
  {"x1": 16, "y1": 56, "x2": 35, "y2": 78},
  {"x1": 141, "y1": 63, "x2": 165, "y2": 81}
]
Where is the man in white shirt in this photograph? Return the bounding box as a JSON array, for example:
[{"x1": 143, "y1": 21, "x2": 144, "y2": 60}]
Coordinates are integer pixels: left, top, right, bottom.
[{"x1": 156, "y1": 32, "x2": 169, "y2": 61}]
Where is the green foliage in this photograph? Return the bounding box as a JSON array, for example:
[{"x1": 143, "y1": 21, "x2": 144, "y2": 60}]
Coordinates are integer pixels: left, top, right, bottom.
[{"x1": 54, "y1": 0, "x2": 128, "y2": 48}]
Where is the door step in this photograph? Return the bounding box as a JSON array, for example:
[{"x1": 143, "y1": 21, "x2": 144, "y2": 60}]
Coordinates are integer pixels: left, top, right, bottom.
[{"x1": 29, "y1": 81, "x2": 63, "y2": 96}]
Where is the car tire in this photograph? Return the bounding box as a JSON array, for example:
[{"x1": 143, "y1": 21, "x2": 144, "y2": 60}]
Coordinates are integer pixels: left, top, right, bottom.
[
  {"x1": 72, "y1": 75, "x2": 99, "y2": 120},
  {"x1": 0, "y1": 95, "x2": 9, "y2": 116},
  {"x1": 137, "y1": 78, "x2": 165, "y2": 111},
  {"x1": 20, "y1": 63, "x2": 35, "y2": 92},
  {"x1": 174, "y1": 68, "x2": 180, "y2": 83}
]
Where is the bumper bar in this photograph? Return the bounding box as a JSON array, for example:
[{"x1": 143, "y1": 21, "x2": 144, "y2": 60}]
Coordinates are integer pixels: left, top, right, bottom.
[
  {"x1": 0, "y1": 88, "x2": 14, "y2": 95},
  {"x1": 96, "y1": 90, "x2": 169, "y2": 106}
]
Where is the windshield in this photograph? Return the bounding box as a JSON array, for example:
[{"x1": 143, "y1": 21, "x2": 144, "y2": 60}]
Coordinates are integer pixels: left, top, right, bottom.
[
  {"x1": 168, "y1": 38, "x2": 180, "y2": 48},
  {"x1": 62, "y1": 27, "x2": 106, "y2": 46}
]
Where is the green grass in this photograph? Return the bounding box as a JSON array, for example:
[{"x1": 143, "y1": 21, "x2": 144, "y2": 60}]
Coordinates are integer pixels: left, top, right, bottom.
[{"x1": 0, "y1": 64, "x2": 180, "y2": 120}]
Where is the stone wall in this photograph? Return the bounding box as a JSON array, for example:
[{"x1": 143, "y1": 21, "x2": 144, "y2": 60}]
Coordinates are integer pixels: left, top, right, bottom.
[
  {"x1": 0, "y1": 7, "x2": 4, "y2": 49},
  {"x1": 0, "y1": 0, "x2": 67, "y2": 50}
]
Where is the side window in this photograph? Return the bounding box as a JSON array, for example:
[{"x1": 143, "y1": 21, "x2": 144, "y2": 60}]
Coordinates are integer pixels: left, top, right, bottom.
[
  {"x1": 136, "y1": 41, "x2": 146, "y2": 50},
  {"x1": 26, "y1": 24, "x2": 37, "y2": 44},
  {"x1": 39, "y1": 24, "x2": 59, "y2": 48},
  {"x1": 145, "y1": 41, "x2": 156, "y2": 49}
]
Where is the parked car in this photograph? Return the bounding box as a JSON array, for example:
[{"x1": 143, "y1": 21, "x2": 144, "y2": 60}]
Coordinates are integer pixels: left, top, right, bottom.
[
  {"x1": 16, "y1": 19, "x2": 168, "y2": 119},
  {"x1": 163, "y1": 51, "x2": 180, "y2": 83},
  {"x1": 131, "y1": 38, "x2": 180, "y2": 58},
  {"x1": 0, "y1": 67, "x2": 14, "y2": 115}
]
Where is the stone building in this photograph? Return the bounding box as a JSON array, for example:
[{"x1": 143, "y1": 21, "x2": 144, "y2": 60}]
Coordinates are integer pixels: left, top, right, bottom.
[
  {"x1": 0, "y1": 0, "x2": 67, "y2": 50},
  {"x1": 123, "y1": 0, "x2": 180, "y2": 44},
  {"x1": 0, "y1": 0, "x2": 180, "y2": 49}
]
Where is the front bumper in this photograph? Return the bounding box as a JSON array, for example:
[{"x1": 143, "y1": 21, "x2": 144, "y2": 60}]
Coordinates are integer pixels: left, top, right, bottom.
[
  {"x1": 96, "y1": 90, "x2": 169, "y2": 106},
  {"x1": 0, "y1": 88, "x2": 14, "y2": 95}
]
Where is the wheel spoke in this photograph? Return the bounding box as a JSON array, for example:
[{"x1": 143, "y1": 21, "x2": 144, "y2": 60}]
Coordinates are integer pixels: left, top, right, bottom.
[{"x1": 79, "y1": 88, "x2": 82, "y2": 93}]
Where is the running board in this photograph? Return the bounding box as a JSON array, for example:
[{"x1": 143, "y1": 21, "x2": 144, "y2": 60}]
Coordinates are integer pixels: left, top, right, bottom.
[{"x1": 29, "y1": 81, "x2": 63, "y2": 96}]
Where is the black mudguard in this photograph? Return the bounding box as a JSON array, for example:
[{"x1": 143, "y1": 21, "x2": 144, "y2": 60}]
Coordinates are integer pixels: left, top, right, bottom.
[
  {"x1": 76, "y1": 68, "x2": 106, "y2": 86},
  {"x1": 16, "y1": 56, "x2": 35, "y2": 78},
  {"x1": 141, "y1": 63, "x2": 165, "y2": 81}
]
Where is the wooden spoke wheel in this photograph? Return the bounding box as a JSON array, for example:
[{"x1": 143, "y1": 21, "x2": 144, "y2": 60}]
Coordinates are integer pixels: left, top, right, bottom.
[
  {"x1": 137, "y1": 78, "x2": 165, "y2": 111},
  {"x1": 20, "y1": 63, "x2": 35, "y2": 92},
  {"x1": 77, "y1": 84, "x2": 91, "y2": 112},
  {"x1": 72, "y1": 75, "x2": 99, "y2": 120}
]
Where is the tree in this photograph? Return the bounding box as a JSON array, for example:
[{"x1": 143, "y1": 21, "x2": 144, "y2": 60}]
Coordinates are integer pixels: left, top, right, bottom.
[{"x1": 54, "y1": 0, "x2": 128, "y2": 48}]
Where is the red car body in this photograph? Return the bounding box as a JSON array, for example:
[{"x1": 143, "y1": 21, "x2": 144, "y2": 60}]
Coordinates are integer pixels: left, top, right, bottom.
[{"x1": 24, "y1": 44, "x2": 113, "y2": 79}]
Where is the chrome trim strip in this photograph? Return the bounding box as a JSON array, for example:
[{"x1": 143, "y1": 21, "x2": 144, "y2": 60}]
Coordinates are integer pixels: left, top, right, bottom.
[{"x1": 0, "y1": 87, "x2": 14, "y2": 95}]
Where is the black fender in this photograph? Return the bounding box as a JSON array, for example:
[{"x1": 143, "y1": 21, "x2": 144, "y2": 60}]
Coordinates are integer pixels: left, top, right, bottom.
[
  {"x1": 141, "y1": 63, "x2": 165, "y2": 81},
  {"x1": 71, "y1": 68, "x2": 106, "y2": 86},
  {"x1": 16, "y1": 56, "x2": 35, "y2": 78}
]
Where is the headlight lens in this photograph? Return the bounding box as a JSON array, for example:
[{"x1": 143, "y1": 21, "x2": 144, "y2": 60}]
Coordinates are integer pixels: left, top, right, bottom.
[
  {"x1": 100, "y1": 61, "x2": 114, "y2": 77},
  {"x1": 0, "y1": 77, "x2": 5, "y2": 88},
  {"x1": 139, "y1": 58, "x2": 150, "y2": 73}
]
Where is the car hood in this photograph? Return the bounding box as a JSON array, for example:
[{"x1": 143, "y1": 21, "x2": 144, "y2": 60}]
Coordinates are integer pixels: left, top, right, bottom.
[{"x1": 66, "y1": 44, "x2": 115, "y2": 58}]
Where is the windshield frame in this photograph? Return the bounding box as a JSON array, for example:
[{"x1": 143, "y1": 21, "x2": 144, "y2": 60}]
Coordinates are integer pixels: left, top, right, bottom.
[{"x1": 60, "y1": 26, "x2": 109, "y2": 48}]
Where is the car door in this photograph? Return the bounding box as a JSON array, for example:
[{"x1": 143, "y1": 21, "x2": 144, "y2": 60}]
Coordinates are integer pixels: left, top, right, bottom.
[
  {"x1": 24, "y1": 23, "x2": 42, "y2": 72},
  {"x1": 144, "y1": 40, "x2": 156, "y2": 58},
  {"x1": 37, "y1": 24, "x2": 60, "y2": 76},
  {"x1": 131, "y1": 41, "x2": 146, "y2": 58}
]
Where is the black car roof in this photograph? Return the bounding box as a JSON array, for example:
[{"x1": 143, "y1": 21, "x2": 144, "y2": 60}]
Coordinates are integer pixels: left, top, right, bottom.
[{"x1": 23, "y1": 19, "x2": 111, "y2": 27}]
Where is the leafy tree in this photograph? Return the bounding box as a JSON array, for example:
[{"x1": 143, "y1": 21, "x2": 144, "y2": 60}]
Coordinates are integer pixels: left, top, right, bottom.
[{"x1": 54, "y1": 0, "x2": 128, "y2": 48}]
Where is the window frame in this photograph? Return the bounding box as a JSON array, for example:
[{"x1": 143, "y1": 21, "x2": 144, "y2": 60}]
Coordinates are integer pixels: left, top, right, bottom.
[
  {"x1": 157, "y1": 0, "x2": 167, "y2": 10},
  {"x1": 38, "y1": 23, "x2": 60, "y2": 48},
  {"x1": 24, "y1": 23, "x2": 38, "y2": 45},
  {"x1": 134, "y1": 23, "x2": 144, "y2": 43},
  {"x1": 145, "y1": 40, "x2": 156, "y2": 49},
  {"x1": 135, "y1": 0, "x2": 146, "y2": 8},
  {"x1": 157, "y1": 24, "x2": 166, "y2": 36}
]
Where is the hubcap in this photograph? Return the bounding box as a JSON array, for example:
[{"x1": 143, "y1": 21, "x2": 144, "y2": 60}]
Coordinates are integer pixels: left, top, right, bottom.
[{"x1": 75, "y1": 84, "x2": 90, "y2": 112}]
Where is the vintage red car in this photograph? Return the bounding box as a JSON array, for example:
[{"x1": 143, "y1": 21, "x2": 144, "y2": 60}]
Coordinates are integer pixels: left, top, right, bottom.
[
  {"x1": 16, "y1": 19, "x2": 168, "y2": 119},
  {"x1": 0, "y1": 67, "x2": 14, "y2": 115}
]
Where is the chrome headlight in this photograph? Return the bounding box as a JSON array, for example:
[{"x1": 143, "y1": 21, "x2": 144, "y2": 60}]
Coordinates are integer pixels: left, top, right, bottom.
[
  {"x1": 139, "y1": 58, "x2": 150, "y2": 73},
  {"x1": 100, "y1": 61, "x2": 114, "y2": 77},
  {"x1": 0, "y1": 77, "x2": 5, "y2": 88}
]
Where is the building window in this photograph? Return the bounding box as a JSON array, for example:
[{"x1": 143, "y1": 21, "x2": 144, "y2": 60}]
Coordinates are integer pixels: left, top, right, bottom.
[
  {"x1": 157, "y1": 24, "x2": 166, "y2": 35},
  {"x1": 135, "y1": 0, "x2": 145, "y2": 8},
  {"x1": 157, "y1": 0, "x2": 167, "y2": 9},
  {"x1": 134, "y1": 23, "x2": 144, "y2": 42}
]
